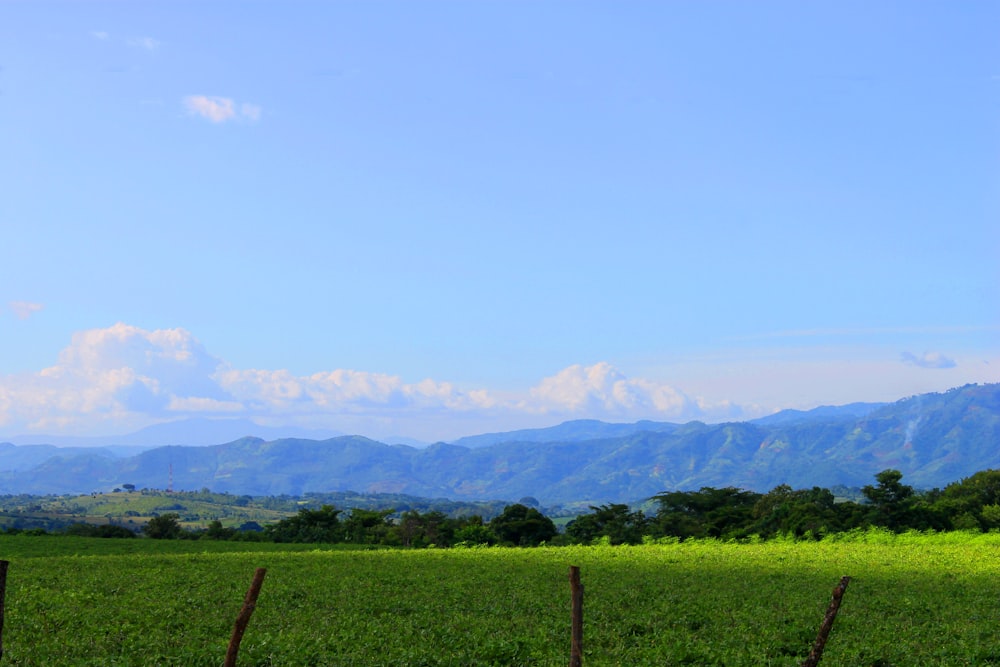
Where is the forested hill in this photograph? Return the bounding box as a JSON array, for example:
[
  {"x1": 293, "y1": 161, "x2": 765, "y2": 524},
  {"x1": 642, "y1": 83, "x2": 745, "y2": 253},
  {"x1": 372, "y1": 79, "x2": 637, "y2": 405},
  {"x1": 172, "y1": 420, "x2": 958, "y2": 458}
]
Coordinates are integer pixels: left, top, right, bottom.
[{"x1": 0, "y1": 384, "x2": 997, "y2": 504}]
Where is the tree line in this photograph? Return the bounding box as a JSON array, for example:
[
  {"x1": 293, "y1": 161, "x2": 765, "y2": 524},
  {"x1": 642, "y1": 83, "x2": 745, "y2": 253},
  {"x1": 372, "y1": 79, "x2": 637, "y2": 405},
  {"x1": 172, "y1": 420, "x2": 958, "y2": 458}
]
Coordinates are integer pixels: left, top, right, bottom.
[
  {"x1": 135, "y1": 502, "x2": 558, "y2": 547},
  {"x1": 130, "y1": 469, "x2": 1000, "y2": 546},
  {"x1": 8, "y1": 468, "x2": 1000, "y2": 546},
  {"x1": 566, "y1": 468, "x2": 1000, "y2": 544}
]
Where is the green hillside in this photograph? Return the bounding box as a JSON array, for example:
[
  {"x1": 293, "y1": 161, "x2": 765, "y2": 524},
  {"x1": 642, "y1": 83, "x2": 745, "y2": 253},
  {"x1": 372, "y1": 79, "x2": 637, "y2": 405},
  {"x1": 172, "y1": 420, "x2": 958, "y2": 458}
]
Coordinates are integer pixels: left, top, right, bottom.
[{"x1": 1, "y1": 384, "x2": 997, "y2": 504}]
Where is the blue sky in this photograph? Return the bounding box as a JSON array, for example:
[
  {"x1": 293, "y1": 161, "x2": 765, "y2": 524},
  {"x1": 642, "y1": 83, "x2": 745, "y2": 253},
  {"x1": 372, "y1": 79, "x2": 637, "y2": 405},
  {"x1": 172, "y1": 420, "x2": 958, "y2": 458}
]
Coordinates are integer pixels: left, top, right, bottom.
[{"x1": 1, "y1": 2, "x2": 997, "y2": 443}]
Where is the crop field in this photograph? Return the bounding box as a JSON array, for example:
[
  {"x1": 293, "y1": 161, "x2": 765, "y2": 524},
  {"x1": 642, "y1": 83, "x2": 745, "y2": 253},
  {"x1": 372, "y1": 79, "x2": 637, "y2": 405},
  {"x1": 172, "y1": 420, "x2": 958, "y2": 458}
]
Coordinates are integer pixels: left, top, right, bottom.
[{"x1": 1, "y1": 532, "x2": 1000, "y2": 666}]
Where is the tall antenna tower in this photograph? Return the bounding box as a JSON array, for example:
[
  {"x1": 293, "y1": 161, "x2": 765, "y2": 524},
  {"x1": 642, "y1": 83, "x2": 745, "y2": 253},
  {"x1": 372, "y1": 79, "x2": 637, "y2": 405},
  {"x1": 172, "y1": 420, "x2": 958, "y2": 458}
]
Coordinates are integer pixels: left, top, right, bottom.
[{"x1": 168, "y1": 463, "x2": 174, "y2": 493}]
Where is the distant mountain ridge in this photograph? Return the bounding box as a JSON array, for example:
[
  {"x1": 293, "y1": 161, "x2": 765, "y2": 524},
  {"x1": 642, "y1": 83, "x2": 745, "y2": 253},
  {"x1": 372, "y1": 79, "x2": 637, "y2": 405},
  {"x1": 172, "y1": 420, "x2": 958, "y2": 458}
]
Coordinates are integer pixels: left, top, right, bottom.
[
  {"x1": 748, "y1": 402, "x2": 886, "y2": 426},
  {"x1": 0, "y1": 417, "x2": 344, "y2": 448},
  {"x1": 0, "y1": 384, "x2": 996, "y2": 504},
  {"x1": 449, "y1": 419, "x2": 683, "y2": 448}
]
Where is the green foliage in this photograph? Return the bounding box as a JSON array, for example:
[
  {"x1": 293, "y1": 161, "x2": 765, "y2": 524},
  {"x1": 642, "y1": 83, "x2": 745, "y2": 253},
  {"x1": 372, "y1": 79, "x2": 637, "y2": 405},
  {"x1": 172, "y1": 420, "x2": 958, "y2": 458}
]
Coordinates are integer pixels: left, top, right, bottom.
[
  {"x1": 342, "y1": 508, "x2": 393, "y2": 544},
  {"x1": 750, "y1": 485, "x2": 847, "y2": 539},
  {"x1": 932, "y1": 469, "x2": 1000, "y2": 531},
  {"x1": 862, "y1": 469, "x2": 948, "y2": 531},
  {"x1": 143, "y1": 513, "x2": 183, "y2": 539},
  {"x1": 646, "y1": 470, "x2": 960, "y2": 541},
  {"x1": 14, "y1": 467, "x2": 1000, "y2": 548},
  {"x1": 298, "y1": 491, "x2": 512, "y2": 520},
  {"x1": 264, "y1": 505, "x2": 343, "y2": 543},
  {"x1": 652, "y1": 486, "x2": 760, "y2": 539},
  {"x1": 452, "y1": 522, "x2": 495, "y2": 547},
  {"x1": 392, "y1": 510, "x2": 475, "y2": 547},
  {"x1": 0, "y1": 489, "x2": 295, "y2": 535},
  {"x1": 565, "y1": 503, "x2": 647, "y2": 545},
  {"x1": 64, "y1": 522, "x2": 136, "y2": 538},
  {"x1": 5, "y1": 533, "x2": 1000, "y2": 664},
  {"x1": 488, "y1": 503, "x2": 557, "y2": 546},
  {"x1": 202, "y1": 519, "x2": 236, "y2": 540}
]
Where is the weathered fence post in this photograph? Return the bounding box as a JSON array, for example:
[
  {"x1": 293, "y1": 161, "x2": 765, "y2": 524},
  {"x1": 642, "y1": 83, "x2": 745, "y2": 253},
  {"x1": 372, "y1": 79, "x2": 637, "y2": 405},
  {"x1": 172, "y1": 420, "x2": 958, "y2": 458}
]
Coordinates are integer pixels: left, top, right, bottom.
[
  {"x1": 0, "y1": 560, "x2": 8, "y2": 660},
  {"x1": 801, "y1": 575, "x2": 851, "y2": 667},
  {"x1": 225, "y1": 567, "x2": 267, "y2": 667},
  {"x1": 569, "y1": 565, "x2": 583, "y2": 667}
]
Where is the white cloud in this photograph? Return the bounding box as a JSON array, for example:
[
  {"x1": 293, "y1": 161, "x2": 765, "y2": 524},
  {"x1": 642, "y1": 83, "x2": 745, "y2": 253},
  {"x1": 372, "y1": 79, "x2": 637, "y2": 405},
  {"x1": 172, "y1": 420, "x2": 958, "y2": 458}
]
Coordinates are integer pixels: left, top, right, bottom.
[
  {"x1": 0, "y1": 324, "x2": 510, "y2": 437},
  {"x1": 525, "y1": 362, "x2": 701, "y2": 419},
  {"x1": 217, "y1": 368, "x2": 489, "y2": 415},
  {"x1": 183, "y1": 96, "x2": 262, "y2": 123},
  {"x1": 184, "y1": 96, "x2": 236, "y2": 123},
  {"x1": 9, "y1": 301, "x2": 43, "y2": 320},
  {"x1": 7, "y1": 323, "x2": 996, "y2": 443},
  {"x1": 2, "y1": 324, "x2": 996, "y2": 441},
  {"x1": 91, "y1": 31, "x2": 109, "y2": 40},
  {"x1": 0, "y1": 323, "x2": 231, "y2": 433},
  {"x1": 127, "y1": 36, "x2": 160, "y2": 51},
  {"x1": 901, "y1": 351, "x2": 957, "y2": 369},
  {"x1": 0, "y1": 324, "x2": 722, "y2": 440}
]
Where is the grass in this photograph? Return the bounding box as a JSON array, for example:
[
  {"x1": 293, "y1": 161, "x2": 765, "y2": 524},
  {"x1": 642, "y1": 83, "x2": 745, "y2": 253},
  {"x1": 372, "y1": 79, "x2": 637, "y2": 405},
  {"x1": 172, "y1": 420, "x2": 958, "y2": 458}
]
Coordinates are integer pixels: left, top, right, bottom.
[
  {"x1": 0, "y1": 490, "x2": 294, "y2": 532},
  {"x1": 1, "y1": 531, "x2": 1000, "y2": 665}
]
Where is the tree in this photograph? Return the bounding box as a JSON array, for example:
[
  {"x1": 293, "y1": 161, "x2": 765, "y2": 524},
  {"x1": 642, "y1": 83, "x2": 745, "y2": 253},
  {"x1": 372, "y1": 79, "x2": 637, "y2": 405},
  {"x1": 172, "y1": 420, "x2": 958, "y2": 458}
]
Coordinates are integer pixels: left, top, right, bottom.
[
  {"x1": 932, "y1": 469, "x2": 1000, "y2": 530},
  {"x1": 203, "y1": 520, "x2": 236, "y2": 540},
  {"x1": 863, "y1": 469, "x2": 913, "y2": 507},
  {"x1": 392, "y1": 510, "x2": 426, "y2": 547},
  {"x1": 143, "y1": 513, "x2": 183, "y2": 539},
  {"x1": 95, "y1": 524, "x2": 136, "y2": 538},
  {"x1": 342, "y1": 508, "x2": 393, "y2": 544},
  {"x1": 566, "y1": 504, "x2": 647, "y2": 545},
  {"x1": 65, "y1": 522, "x2": 134, "y2": 538},
  {"x1": 862, "y1": 469, "x2": 913, "y2": 530},
  {"x1": 489, "y1": 504, "x2": 557, "y2": 546},
  {"x1": 751, "y1": 485, "x2": 844, "y2": 539},
  {"x1": 453, "y1": 520, "x2": 495, "y2": 546},
  {"x1": 861, "y1": 469, "x2": 945, "y2": 531},
  {"x1": 264, "y1": 505, "x2": 343, "y2": 543},
  {"x1": 389, "y1": 510, "x2": 467, "y2": 547},
  {"x1": 652, "y1": 487, "x2": 760, "y2": 539},
  {"x1": 981, "y1": 504, "x2": 1000, "y2": 529}
]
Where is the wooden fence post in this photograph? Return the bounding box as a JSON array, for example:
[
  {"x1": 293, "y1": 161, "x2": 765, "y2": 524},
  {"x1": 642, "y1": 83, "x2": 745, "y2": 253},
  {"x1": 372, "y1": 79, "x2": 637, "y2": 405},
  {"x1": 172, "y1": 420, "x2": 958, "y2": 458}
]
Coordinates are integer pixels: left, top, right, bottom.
[
  {"x1": 569, "y1": 565, "x2": 583, "y2": 667},
  {"x1": 0, "y1": 560, "x2": 8, "y2": 660},
  {"x1": 225, "y1": 567, "x2": 267, "y2": 667},
  {"x1": 801, "y1": 575, "x2": 851, "y2": 667}
]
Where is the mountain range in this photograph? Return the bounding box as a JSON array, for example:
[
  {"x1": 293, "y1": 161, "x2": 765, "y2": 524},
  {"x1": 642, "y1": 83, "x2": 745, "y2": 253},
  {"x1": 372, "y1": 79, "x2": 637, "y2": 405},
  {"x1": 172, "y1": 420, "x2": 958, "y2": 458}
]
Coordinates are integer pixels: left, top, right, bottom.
[{"x1": 0, "y1": 383, "x2": 997, "y2": 504}]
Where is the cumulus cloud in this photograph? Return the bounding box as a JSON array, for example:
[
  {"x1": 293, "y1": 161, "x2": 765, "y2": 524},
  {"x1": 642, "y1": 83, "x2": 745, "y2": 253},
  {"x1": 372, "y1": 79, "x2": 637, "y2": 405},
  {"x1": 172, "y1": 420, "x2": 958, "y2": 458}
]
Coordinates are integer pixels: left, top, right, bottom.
[
  {"x1": 0, "y1": 324, "x2": 504, "y2": 436},
  {"x1": 901, "y1": 351, "x2": 957, "y2": 369},
  {"x1": 526, "y1": 362, "x2": 700, "y2": 419},
  {"x1": 183, "y1": 96, "x2": 262, "y2": 123},
  {"x1": 0, "y1": 323, "x2": 231, "y2": 433},
  {"x1": 216, "y1": 368, "x2": 492, "y2": 416},
  {"x1": 9, "y1": 301, "x2": 43, "y2": 320},
  {"x1": 184, "y1": 96, "x2": 235, "y2": 122},
  {"x1": 0, "y1": 325, "x2": 721, "y2": 439}
]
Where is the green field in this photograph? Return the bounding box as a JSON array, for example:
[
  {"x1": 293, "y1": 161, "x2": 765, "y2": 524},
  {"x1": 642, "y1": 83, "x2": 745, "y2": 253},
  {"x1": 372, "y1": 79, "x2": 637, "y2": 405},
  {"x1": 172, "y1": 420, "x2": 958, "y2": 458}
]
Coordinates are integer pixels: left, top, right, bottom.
[
  {"x1": 0, "y1": 490, "x2": 298, "y2": 533},
  {"x1": 2, "y1": 531, "x2": 1000, "y2": 665}
]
